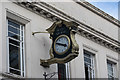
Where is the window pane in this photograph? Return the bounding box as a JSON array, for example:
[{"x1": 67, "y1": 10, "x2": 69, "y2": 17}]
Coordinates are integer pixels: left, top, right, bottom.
[
  {"x1": 8, "y1": 20, "x2": 24, "y2": 76},
  {"x1": 84, "y1": 52, "x2": 91, "y2": 58},
  {"x1": 22, "y1": 36, "x2": 24, "y2": 41},
  {"x1": 84, "y1": 50, "x2": 95, "y2": 79},
  {"x1": 8, "y1": 32, "x2": 20, "y2": 40},
  {"x1": 9, "y1": 38, "x2": 20, "y2": 46},
  {"x1": 21, "y1": 26, "x2": 23, "y2": 30},
  {"x1": 8, "y1": 20, "x2": 20, "y2": 29},
  {"x1": 10, "y1": 68, "x2": 20, "y2": 75},
  {"x1": 107, "y1": 62, "x2": 114, "y2": 79},
  {"x1": 85, "y1": 65, "x2": 89, "y2": 80},
  {"x1": 8, "y1": 26, "x2": 20, "y2": 35},
  {"x1": 21, "y1": 31, "x2": 23, "y2": 36},
  {"x1": 84, "y1": 57, "x2": 91, "y2": 64},
  {"x1": 9, "y1": 44, "x2": 20, "y2": 70},
  {"x1": 58, "y1": 64, "x2": 66, "y2": 80}
]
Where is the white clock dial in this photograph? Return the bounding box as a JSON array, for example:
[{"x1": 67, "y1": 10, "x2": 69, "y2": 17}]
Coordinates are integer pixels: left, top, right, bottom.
[{"x1": 54, "y1": 35, "x2": 70, "y2": 55}]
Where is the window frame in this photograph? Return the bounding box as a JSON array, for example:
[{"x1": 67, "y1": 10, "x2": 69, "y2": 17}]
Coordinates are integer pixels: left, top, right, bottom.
[
  {"x1": 107, "y1": 60, "x2": 116, "y2": 79},
  {"x1": 83, "y1": 50, "x2": 95, "y2": 80},
  {"x1": 7, "y1": 19, "x2": 25, "y2": 77}
]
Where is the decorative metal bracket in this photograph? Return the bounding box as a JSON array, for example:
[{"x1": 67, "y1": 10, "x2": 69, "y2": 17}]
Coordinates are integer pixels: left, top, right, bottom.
[
  {"x1": 40, "y1": 53, "x2": 78, "y2": 67},
  {"x1": 43, "y1": 72, "x2": 58, "y2": 80},
  {"x1": 32, "y1": 31, "x2": 48, "y2": 35}
]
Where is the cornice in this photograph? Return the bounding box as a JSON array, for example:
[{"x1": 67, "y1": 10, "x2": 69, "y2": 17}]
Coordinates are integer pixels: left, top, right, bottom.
[
  {"x1": 15, "y1": 2, "x2": 61, "y2": 22},
  {"x1": 14, "y1": 2, "x2": 120, "y2": 53},
  {"x1": 75, "y1": 1, "x2": 120, "y2": 27},
  {"x1": 77, "y1": 26, "x2": 120, "y2": 53}
]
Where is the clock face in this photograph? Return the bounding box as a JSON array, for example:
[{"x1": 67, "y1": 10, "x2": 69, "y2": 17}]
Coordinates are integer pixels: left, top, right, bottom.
[{"x1": 54, "y1": 35, "x2": 70, "y2": 55}]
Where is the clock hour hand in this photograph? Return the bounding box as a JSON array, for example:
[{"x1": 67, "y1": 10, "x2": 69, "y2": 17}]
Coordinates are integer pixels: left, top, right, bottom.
[{"x1": 56, "y1": 43, "x2": 67, "y2": 47}]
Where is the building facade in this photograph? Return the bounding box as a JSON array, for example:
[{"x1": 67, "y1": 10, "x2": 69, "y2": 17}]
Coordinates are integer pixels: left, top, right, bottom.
[{"x1": 0, "y1": 0, "x2": 120, "y2": 79}]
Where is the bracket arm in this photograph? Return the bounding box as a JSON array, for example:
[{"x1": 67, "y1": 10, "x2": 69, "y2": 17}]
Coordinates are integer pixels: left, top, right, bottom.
[{"x1": 32, "y1": 31, "x2": 48, "y2": 35}]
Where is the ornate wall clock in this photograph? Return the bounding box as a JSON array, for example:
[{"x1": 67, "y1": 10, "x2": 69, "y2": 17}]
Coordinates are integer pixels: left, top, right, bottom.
[
  {"x1": 54, "y1": 35, "x2": 70, "y2": 55},
  {"x1": 40, "y1": 20, "x2": 79, "y2": 67}
]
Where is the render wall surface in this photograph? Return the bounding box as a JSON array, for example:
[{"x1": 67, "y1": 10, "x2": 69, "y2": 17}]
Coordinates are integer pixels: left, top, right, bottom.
[
  {"x1": 47, "y1": 0, "x2": 119, "y2": 41},
  {"x1": 0, "y1": 1, "x2": 119, "y2": 79},
  {"x1": 1, "y1": 1, "x2": 57, "y2": 78},
  {"x1": 0, "y1": 2, "x2": 2, "y2": 78},
  {"x1": 70, "y1": 34, "x2": 119, "y2": 78}
]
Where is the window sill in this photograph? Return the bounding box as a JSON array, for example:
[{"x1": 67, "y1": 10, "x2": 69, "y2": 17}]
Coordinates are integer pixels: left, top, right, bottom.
[{"x1": 1, "y1": 72, "x2": 24, "y2": 79}]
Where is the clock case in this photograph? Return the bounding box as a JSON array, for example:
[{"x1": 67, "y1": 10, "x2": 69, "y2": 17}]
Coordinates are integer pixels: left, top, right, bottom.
[{"x1": 40, "y1": 20, "x2": 79, "y2": 67}]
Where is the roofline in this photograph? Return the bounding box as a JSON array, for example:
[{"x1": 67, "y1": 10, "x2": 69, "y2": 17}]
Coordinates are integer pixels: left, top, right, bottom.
[{"x1": 74, "y1": 0, "x2": 120, "y2": 27}]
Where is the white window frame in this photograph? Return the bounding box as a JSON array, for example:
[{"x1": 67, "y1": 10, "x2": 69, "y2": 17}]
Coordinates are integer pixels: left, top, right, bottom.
[
  {"x1": 107, "y1": 60, "x2": 116, "y2": 79},
  {"x1": 7, "y1": 19, "x2": 25, "y2": 77},
  {"x1": 84, "y1": 50, "x2": 95, "y2": 80},
  {"x1": 65, "y1": 63, "x2": 70, "y2": 79}
]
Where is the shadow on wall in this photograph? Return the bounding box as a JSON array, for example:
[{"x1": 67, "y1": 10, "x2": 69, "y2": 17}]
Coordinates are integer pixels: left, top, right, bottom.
[{"x1": 41, "y1": 36, "x2": 51, "y2": 54}]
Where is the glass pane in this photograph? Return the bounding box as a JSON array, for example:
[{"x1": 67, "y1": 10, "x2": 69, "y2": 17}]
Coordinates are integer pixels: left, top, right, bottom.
[
  {"x1": 8, "y1": 32, "x2": 20, "y2": 40},
  {"x1": 8, "y1": 19, "x2": 24, "y2": 76},
  {"x1": 84, "y1": 53, "x2": 90, "y2": 58},
  {"x1": 9, "y1": 44, "x2": 20, "y2": 70},
  {"x1": 85, "y1": 65, "x2": 89, "y2": 80},
  {"x1": 108, "y1": 75, "x2": 114, "y2": 80},
  {"x1": 107, "y1": 63, "x2": 113, "y2": 73},
  {"x1": 9, "y1": 38, "x2": 20, "y2": 46},
  {"x1": 8, "y1": 20, "x2": 20, "y2": 29},
  {"x1": 22, "y1": 49, "x2": 24, "y2": 72},
  {"x1": 10, "y1": 68, "x2": 20, "y2": 75},
  {"x1": 22, "y1": 36, "x2": 24, "y2": 41},
  {"x1": 84, "y1": 51, "x2": 91, "y2": 58},
  {"x1": 58, "y1": 64, "x2": 66, "y2": 80},
  {"x1": 21, "y1": 31, "x2": 23, "y2": 36},
  {"x1": 8, "y1": 26, "x2": 20, "y2": 35},
  {"x1": 22, "y1": 43, "x2": 23, "y2": 48},
  {"x1": 107, "y1": 62, "x2": 114, "y2": 79},
  {"x1": 21, "y1": 26, "x2": 23, "y2": 30},
  {"x1": 84, "y1": 57, "x2": 91, "y2": 64},
  {"x1": 84, "y1": 51, "x2": 94, "y2": 79},
  {"x1": 108, "y1": 65, "x2": 112, "y2": 70},
  {"x1": 108, "y1": 70, "x2": 113, "y2": 75}
]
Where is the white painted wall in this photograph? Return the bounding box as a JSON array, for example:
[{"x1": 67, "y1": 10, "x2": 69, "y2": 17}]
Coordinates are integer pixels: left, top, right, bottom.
[
  {"x1": 0, "y1": 2, "x2": 3, "y2": 76},
  {"x1": 70, "y1": 34, "x2": 119, "y2": 78},
  {"x1": 0, "y1": 1, "x2": 119, "y2": 79},
  {"x1": 1, "y1": 1, "x2": 57, "y2": 78},
  {"x1": 47, "y1": 1, "x2": 119, "y2": 41}
]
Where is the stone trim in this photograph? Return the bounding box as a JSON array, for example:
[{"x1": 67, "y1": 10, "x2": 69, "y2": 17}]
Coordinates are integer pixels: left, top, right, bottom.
[
  {"x1": 35, "y1": 2, "x2": 120, "y2": 46},
  {"x1": 77, "y1": 26, "x2": 120, "y2": 53},
  {"x1": 14, "y1": 2, "x2": 120, "y2": 53},
  {"x1": 15, "y1": 2, "x2": 61, "y2": 22},
  {"x1": 75, "y1": 1, "x2": 120, "y2": 27},
  {"x1": 0, "y1": 72, "x2": 24, "y2": 79}
]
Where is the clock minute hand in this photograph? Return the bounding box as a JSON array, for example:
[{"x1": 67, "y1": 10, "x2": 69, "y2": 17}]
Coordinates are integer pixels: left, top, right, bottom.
[{"x1": 56, "y1": 43, "x2": 67, "y2": 47}]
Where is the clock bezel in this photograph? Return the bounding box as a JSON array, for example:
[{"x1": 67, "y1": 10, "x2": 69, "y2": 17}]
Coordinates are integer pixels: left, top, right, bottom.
[{"x1": 54, "y1": 35, "x2": 70, "y2": 55}]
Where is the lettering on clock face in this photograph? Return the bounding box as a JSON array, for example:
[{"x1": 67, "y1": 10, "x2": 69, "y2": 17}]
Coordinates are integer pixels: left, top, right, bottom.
[{"x1": 54, "y1": 35, "x2": 70, "y2": 54}]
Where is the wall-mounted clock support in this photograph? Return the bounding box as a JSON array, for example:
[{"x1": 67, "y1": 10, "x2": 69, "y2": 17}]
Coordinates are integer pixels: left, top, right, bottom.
[
  {"x1": 32, "y1": 31, "x2": 48, "y2": 35},
  {"x1": 40, "y1": 20, "x2": 79, "y2": 67},
  {"x1": 43, "y1": 72, "x2": 58, "y2": 80}
]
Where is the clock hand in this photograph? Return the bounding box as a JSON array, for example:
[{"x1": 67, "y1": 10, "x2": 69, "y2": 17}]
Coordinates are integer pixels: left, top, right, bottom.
[{"x1": 56, "y1": 43, "x2": 67, "y2": 47}]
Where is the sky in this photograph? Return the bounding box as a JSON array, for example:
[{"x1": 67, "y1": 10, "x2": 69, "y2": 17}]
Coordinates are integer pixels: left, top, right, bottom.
[{"x1": 85, "y1": 0, "x2": 119, "y2": 19}]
